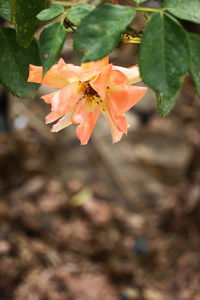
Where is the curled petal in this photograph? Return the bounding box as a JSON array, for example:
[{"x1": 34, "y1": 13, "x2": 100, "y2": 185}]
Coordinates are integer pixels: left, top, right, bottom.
[
  {"x1": 90, "y1": 64, "x2": 112, "y2": 99},
  {"x1": 113, "y1": 65, "x2": 141, "y2": 84},
  {"x1": 51, "y1": 113, "x2": 72, "y2": 132},
  {"x1": 102, "y1": 110, "x2": 123, "y2": 143},
  {"x1": 72, "y1": 101, "x2": 100, "y2": 145},
  {"x1": 28, "y1": 65, "x2": 43, "y2": 83}
]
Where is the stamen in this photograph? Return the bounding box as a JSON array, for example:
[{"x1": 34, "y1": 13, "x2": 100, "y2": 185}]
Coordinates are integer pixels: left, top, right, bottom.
[{"x1": 80, "y1": 81, "x2": 101, "y2": 106}]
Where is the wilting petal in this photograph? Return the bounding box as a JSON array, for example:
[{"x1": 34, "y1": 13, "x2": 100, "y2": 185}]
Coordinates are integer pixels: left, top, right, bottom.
[
  {"x1": 90, "y1": 64, "x2": 112, "y2": 99},
  {"x1": 102, "y1": 110, "x2": 123, "y2": 143},
  {"x1": 107, "y1": 85, "x2": 147, "y2": 115},
  {"x1": 45, "y1": 111, "x2": 61, "y2": 124},
  {"x1": 50, "y1": 82, "x2": 82, "y2": 115},
  {"x1": 51, "y1": 113, "x2": 72, "y2": 132},
  {"x1": 113, "y1": 65, "x2": 141, "y2": 84},
  {"x1": 72, "y1": 101, "x2": 100, "y2": 145},
  {"x1": 28, "y1": 65, "x2": 43, "y2": 83}
]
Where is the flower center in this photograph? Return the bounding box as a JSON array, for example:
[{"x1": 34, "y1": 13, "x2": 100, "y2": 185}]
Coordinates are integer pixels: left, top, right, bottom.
[
  {"x1": 78, "y1": 81, "x2": 100, "y2": 106},
  {"x1": 78, "y1": 81, "x2": 106, "y2": 111},
  {"x1": 81, "y1": 81, "x2": 99, "y2": 99}
]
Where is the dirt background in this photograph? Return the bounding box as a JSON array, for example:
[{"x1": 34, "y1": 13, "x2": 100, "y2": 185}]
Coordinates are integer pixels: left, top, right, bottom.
[{"x1": 1, "y1": 5, "x2": 200, "y2": 300}]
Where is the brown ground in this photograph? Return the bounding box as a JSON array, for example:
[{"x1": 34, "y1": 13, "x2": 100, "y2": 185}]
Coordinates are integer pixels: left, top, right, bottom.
[{"x1": 1, "y1": 34, "x2": 200, "y2": 299}]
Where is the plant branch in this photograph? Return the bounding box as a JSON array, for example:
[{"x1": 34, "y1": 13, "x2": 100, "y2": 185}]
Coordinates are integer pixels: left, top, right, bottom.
[
  {"x1": 136, "y1": 7, "x2": 166, "y2": 13},
  {"x1": 51, "y1": 0, "x2": 72, "y2": 7}
]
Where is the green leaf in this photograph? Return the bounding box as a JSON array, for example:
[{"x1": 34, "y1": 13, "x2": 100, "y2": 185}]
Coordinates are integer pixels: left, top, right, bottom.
[
  {"x1": 139, "y1": 13, "x2": 189, "y2": 115},
  {"x1": 0, "y1": 0, "x2": 11, "y2": 22},
  {"x1": 156, "y1": 91, "x2": 179, "y2": 116},
  {"x1": 164, "y1": 0, "x2": 200, "y2": 24},
  {"x1": 39, "y1": 22, "x2": 67, "y2": 73},
  {"x1": 74, "y1": 3, "x2": 135, "y2": 62},
  {"x1": 67, "y1": 3, "x2": 94, "y2": 26},
  {"x1": 188, "y1": 32, "x2": 200, "y2": 99},
  {"x1": 10, "y1": 0, "x2": 47, "y2": 48},
  {"x1": 36, "y1": 4, "x2": 64, "y2": 21},
  {"x1": 0, "y1": 26, "x2": 41, "y2": 98}
]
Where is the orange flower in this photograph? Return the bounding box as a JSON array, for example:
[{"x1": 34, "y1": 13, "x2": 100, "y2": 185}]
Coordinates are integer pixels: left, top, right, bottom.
[{"x1": 28, "y1": 57, "x2": 147, "y2": 145}]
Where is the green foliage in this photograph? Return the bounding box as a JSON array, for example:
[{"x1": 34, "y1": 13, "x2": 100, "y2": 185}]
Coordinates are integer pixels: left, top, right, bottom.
[
  {"x1": 10, "y1": 0, "x2": 47, "y2": 48},
  {"x1": 0, "y1": 0, "x2": 199, "y2": 115},
  {"x1": 139, "y1": 13, "x2": 189, "y2": 115},
  {"x1": 0, "y1": 26, "x2": 40, "y2": 98},
  {"x1": 36, "y1": 5, "x2": 64, "y2": 21},
  {"x1": 188, "y1": 32, "x2": 200, "y2": 99},
  {"x1": 156, "y1": 92, "x2": 179, "y2": 117},
  {"x1": 0, "y1": 0, "x2": 11, "y2": 22},
  {"x1": 164, "y1": 0, "x2": 200, "y2": 24},
  {"x1": 67, "y1": 3, "x2": 94, "y2": 26},
  {"x1": 39, "y1": 22, "x2": 67, "y2": 73},
  {"x1": 74, "y1": 3, "x2": 135, "y2": 62}
]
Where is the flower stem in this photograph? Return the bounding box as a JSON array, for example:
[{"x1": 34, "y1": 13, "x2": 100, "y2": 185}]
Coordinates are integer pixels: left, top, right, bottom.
[{"x1": 136, "y1": 7, "x2": 166, "y2": 13}]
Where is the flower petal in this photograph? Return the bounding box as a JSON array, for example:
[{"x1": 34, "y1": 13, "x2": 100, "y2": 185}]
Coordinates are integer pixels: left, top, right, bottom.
[
  {"x1": 102, "y1": 110, "x2": 123, "y2": 143},
  {"x1": 113, "y1": 65, "x2": 141, "y2": 84},
  {"x1": 109, "y1": 69, "x2": 128, "y2": 86},
  {"x1": 51, "y1": 113, "x2": 72, "y2": 132},
  {"x1": 42, "y1": 64, "x2": 69, "y2": 88},
  {"x1": 41, "y1": 91, "x2": 57, "y2": 104},
  {"x1": 107, "y1": 85, "x2": 147, "y2": 114},
  {"x1": 80, "y1": 57, "x2": 110, "y2": 81},
  {"x1": 28, "y1": 65, "x2": 43, "y2": 83},
  {"x1": 28, "y1": 63, "x2": 68, "y2": 88},
  {"x1": 72, "y1": 101, "x2": 100, "y2": 145},
  {"x1": 57, "y1": 63, "x2": 81, "y2": 82},
  {"x1": 45, "y1": 111, "x2": 61, "y2": 124},
  {"x1": 43, "y1": 58, "x2": 80, "y2": 87},
  {"x1": 81, "y1": 56, "x2": 109, "y2": 71},
  {"x1": 90, "y1": 64, "x2": 112, "y2": 99},
  {"x1": 49, "y1": 82, "x2": 82, "y2": 115},
  {"x1": 108, "y1": 112, "x2": 128, "y2": 133}
]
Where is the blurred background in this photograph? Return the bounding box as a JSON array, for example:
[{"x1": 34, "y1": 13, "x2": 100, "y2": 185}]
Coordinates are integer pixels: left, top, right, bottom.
[{"x1": 1, "y1": 1, "x2": 200, "y2": 299}]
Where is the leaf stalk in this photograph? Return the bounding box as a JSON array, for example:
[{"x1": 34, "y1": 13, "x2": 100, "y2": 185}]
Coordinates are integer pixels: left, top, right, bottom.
[{"x1": 123, "y1": 36, "x2": 141, "y2": 44}]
